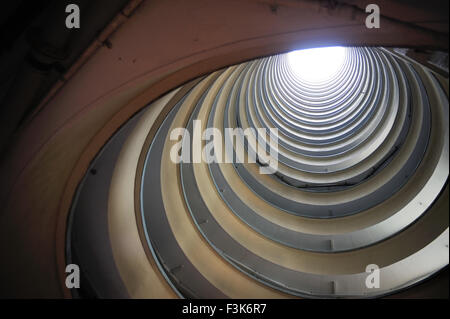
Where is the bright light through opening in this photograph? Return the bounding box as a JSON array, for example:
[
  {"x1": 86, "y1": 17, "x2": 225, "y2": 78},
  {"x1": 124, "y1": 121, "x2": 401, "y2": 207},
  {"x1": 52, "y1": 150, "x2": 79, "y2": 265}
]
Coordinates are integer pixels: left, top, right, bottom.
[{"x1": 287, "y1": 46, "x2": 346, "y2": 83}]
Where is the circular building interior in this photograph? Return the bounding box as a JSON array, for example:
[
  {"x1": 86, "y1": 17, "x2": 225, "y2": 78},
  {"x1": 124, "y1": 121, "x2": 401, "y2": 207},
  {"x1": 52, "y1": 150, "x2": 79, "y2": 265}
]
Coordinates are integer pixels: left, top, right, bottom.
[{"x1": 0, "y1": 0, "x2": 448, "y2": 299}]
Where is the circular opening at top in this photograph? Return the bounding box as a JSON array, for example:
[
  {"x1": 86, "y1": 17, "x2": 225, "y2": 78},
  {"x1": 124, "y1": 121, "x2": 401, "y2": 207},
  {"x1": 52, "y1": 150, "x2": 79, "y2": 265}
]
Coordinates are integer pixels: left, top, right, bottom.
[{"x1": 287, "y1": 46, "x2": 347, "y2": 83}]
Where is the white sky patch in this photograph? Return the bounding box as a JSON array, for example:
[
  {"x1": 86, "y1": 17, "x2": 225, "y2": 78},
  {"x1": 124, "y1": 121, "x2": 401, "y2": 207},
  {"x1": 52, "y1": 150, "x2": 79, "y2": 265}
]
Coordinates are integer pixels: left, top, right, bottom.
[{"x1": 287, "y1": 46, "x2": 347, "y2": 83}]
